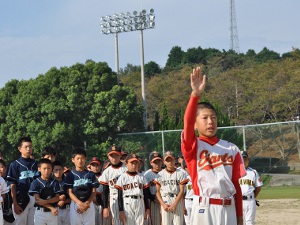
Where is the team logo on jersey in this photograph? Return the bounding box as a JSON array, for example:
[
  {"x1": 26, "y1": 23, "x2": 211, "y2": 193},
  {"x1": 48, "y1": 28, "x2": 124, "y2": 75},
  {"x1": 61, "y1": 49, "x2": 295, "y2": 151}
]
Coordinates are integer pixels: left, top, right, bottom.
[
  {"x1": 19, "y1": 170, "x2": 35, "y2": 180},
  {"x1": 198, "y1": 150, "x2": 233, "y2": 171},
  {"x1": 74, "y1": 178, "x2": 92, "y2": 186}
]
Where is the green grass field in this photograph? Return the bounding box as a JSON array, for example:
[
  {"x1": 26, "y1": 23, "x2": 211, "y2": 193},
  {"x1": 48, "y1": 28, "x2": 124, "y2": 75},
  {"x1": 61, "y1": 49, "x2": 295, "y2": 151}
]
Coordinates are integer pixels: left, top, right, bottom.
[{"x1": 259, "y1": 186, "x2": 300, "y2": 199}]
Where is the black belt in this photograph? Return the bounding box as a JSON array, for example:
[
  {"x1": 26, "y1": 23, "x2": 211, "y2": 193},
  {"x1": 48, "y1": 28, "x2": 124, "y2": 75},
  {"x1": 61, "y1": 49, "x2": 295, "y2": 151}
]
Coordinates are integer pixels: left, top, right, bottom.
[
  {"x1": 124, "y1": 195, "x2": 142, "y2": 199},
  {"x1": 185, "y1": 198, "x2": 193, "y2": 201},
  {"x1": 60, "y1": 204, "x2": 70, "y2": 209},
  {"x1": 242, "y1": 195, "x2": 254, "y2": 200},
  {"x1": 36, "y1": 206, "x2": 51, "y2": 212},
  {"x1": 166, "y1": 193, "x2": 177, "y2": 197}
]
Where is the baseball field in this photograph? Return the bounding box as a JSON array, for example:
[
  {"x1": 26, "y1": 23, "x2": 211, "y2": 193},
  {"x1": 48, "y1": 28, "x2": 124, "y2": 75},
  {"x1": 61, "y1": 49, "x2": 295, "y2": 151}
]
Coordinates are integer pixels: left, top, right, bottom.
[
  {"x1": 256, "y1": 199, "x2": 300, "y2": 225},
  {"x1": 255, "y1": 175, "x2": 300, "y2": 225}
]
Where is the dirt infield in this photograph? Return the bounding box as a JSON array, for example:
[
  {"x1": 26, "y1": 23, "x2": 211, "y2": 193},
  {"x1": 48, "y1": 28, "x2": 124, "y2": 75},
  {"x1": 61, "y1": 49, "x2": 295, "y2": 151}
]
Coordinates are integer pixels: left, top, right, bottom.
[{"x1": 256, "y1": 199, "x2": 300, "y2": 225}]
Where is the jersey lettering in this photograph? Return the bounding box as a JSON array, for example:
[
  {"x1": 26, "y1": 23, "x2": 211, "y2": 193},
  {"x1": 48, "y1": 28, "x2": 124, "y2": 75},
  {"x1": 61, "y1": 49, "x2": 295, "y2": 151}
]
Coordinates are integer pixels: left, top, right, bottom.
[
  {"x1": 198, "y1": 150, "x2": 233, "y2": 171},
  {"x1": 123, "y1": 182, "x2": 143, "y2": 190},
  {"x1": 239, "y1": 179, "x2": 255, "y2": 187},
  {"x1": 19, "y1": 170, "x2": 35, "y2": 180},
  {"x1": 161, "y1": 180, "x2": 180, "y2": 186},
  {"x1": 74, "y1": 178, "x2": 92, "y2": 186}
]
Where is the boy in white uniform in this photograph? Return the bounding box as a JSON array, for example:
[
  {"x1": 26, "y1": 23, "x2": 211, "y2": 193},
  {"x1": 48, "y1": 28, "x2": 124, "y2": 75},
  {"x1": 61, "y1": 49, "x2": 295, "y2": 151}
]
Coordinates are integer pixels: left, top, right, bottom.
[
  {"x1": 99, "y1": 145, "x2": 127, "y2": 225},
  {"x1": 154, "y1": 151, "x2": 188, "y2": 225},
  {"x1": 144, "y1": 151, "x2": 163, "y2": 225},
  {"x1": 115, "y1": 154, "x2": 150, "y2": 225},
  {"x1": 239, "y1": 151, "x2": 263, "y2": 225}
]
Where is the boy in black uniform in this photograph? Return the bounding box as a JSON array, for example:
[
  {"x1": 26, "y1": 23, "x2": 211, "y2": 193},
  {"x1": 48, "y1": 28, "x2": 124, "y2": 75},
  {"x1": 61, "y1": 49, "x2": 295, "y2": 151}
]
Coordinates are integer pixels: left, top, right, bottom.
[
  {"x1": 52, "y1": 160, "x2": 71, "y2": 225},
  {"x1": 7, "y1": 136, "x2": 38, "y2": 225},
  {"x1": 63, "y1": 148, "x2": 99, "y2": 225},
  {"x1": 29, "y1": 158, "x2": 63, "y2": 225}
]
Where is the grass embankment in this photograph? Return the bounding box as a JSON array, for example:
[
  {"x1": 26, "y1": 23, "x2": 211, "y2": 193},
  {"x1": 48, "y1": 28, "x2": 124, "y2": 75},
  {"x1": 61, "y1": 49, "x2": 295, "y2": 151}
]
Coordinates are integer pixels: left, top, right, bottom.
[{"x1": 258, "y1": 174, "x2": 300, "y2": 199}]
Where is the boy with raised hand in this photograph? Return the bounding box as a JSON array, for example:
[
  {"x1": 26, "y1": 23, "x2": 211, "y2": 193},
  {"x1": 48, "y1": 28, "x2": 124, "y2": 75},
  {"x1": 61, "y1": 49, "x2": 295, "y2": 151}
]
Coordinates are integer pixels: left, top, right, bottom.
[
  {"x1": 115, "y1": 154, "x2": 150, "y2": 225},
  {"x1": 99, "y1": 145, "x2": 127, "y2": 225},
  {"x1": 144, "y1": 151, "x2": 163, "y2": 225},
  {"x1": 52, "y1": 160, "x2": 71, "y2": 225},
  {"x1": 181, "y1": 67, "x2": 246, "y2": 225},
  {"x1": 63, "y1": 148, "x2": 99, "y2": 225},
  {"x1": 154, "y1": 151, "x2": 188, "y2": 225},
  {"x1": 29, "y1": 158, "x2": 63, "y2": 225},
  {"x1": 6, "y1": 136, "x2": 39, "y2": 225}
]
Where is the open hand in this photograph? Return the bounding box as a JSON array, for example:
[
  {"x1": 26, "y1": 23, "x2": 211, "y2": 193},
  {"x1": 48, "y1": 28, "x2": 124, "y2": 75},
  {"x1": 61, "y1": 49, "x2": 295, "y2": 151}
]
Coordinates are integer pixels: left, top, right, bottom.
[{"x1": 190, "y1": 67, "x2": 206, "y2": 96}]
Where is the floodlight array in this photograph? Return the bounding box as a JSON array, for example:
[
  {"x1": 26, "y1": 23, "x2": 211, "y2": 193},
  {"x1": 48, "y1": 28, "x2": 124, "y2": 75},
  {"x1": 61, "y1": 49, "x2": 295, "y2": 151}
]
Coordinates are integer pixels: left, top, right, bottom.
[{"x1": 100, "y1": 9, "x2": 155, "y2": 35}]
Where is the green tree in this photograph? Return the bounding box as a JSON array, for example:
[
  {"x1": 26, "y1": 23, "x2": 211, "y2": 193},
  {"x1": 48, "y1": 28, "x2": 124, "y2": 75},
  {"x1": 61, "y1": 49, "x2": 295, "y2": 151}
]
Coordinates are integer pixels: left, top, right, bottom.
[
  {"x1": 165, "y1": 46, "x2": 185, "y2": 69},
  {"x1": 144, "y1": 61, "x2": 161, "y2": 78}
]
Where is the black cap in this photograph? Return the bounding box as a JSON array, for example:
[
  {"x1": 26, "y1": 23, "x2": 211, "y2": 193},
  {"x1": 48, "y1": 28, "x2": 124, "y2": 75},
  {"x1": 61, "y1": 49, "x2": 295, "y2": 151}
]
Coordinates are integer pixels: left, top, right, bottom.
[
  {"x1": 242, "y1": 151, "x2": 249, "y2": 158},
  {"x1": 88, "y1": 157, "x2": 102, "y2": 165},
  {"x1": 163, "y1": 151, "x2": 175, "y2": 161},
  {"x1": 107, "y1": 144, "x2": 122, "y2": 156},
  {"x1": 149, "y1": 151, "x2": 162, "y2": 163},
  {"x1": 126, "y1": 153, "x2": 140, "y2": 163}
]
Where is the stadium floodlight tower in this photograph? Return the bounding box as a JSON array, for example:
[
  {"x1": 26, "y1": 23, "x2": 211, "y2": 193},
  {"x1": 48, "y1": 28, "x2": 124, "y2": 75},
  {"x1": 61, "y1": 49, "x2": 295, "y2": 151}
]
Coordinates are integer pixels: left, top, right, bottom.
[
  {"x1": 132, "y1": 9, "x2": 155, "y2": 130},
  {"x1": 100, "y1": 9, "x2": 155, "y2": 130},
  {"x1": 100, "y1": 13, "x2": 129, "y2": 83}
]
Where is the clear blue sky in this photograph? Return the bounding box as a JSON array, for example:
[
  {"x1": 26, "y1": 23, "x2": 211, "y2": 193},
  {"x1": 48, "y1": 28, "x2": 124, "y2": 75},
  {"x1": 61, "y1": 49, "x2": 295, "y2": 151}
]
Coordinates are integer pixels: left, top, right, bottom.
[{"x1": 0, "y1": 0, "x2": 299, "y2": 87}]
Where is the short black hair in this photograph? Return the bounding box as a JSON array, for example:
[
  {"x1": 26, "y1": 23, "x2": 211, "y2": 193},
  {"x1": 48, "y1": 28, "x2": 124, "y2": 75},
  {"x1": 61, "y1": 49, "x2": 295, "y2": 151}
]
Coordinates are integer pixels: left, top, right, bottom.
[
  {"x1": 0, "y1": 159, "x2": 6, "y2": 168},
  {"x1": 71, "y1": 147, "x2": 86, "y2": 158},
  {"x1": 197, "y1": 102, "x2": 217, "y2": 115},
  {"x1": 52, "y1": 160, "x2": 64, "y2": 168},
  {"x1": 18, "y1": 136, "x2": 32, "y2": 147},
  {"x1": 38, "y1": 158, "x2": 52, "y2": 167},
  {"x1": 41, "y1": 146, "x2": 57, "y2": 157}
]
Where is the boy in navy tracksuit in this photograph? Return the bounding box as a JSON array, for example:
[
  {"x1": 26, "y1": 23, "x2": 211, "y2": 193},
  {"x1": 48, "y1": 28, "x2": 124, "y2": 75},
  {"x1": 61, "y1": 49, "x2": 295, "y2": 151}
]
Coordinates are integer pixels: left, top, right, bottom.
[
  {"x1": 6, "y1": 136, "x2": 39, "y2": 225},
  {"x1": 63, "y1": 148, "x2": 99, "y2": 225}
]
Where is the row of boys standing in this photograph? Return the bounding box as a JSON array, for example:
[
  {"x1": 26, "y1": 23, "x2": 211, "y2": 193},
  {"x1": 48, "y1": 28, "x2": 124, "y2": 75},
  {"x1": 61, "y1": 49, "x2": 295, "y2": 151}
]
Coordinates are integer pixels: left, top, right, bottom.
[
  {"x1": 1, "y1": 137, "x2": 263, "y2": 225},
  {"x1": 0, "y1": 136, "x2": 192, "y2": 225}
]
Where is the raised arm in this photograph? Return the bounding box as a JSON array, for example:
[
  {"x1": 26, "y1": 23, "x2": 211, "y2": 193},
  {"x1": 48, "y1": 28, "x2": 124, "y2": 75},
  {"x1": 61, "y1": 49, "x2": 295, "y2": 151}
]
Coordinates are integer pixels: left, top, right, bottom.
[{"x1": 183, "y1": 67, "x2": 207, "y2": 149}]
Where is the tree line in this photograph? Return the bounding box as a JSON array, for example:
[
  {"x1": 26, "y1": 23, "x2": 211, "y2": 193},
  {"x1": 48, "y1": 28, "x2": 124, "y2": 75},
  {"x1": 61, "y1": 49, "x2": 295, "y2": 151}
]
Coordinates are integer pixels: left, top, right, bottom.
[{"x1": 0, "y1": 46, "x2": 299, "y2": 165}]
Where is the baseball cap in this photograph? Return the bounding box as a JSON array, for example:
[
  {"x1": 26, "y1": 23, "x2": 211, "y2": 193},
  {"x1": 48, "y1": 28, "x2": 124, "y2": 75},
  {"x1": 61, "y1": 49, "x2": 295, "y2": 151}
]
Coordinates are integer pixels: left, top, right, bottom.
[
  {"x1": 163, "y1": 151, "x2": 175, "y2": 161},
  {"x1": 149, "y1": 151, "x2": 162, "y2": 163},
  {"x1": 88, "y1": 157, "x2": 101, "y2": 165},
  {"x1": 126, "y1": 154, "x2": 140, "y2": 163},
  {"x1": 107, "y1": 144, "x2": 122, "y2": 156},
  {"x1": 242, "y1": 151, "x2": 249, "y2": 158}
]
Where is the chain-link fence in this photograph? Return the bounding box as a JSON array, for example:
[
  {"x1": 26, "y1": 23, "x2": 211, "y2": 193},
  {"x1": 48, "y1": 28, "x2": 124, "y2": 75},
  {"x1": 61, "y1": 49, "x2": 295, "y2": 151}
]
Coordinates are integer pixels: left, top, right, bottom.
[{"x1": 116, "y1": 120, "x2": 300, "y2": 173}]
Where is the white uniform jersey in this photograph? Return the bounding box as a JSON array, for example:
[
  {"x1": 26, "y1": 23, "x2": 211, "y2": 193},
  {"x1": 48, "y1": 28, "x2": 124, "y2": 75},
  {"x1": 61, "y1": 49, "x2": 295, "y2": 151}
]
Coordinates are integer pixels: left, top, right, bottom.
[
  {"x1": 194, "y1": 139, "x2": 244, "y2": 198},
  {"x1": 98, "y1": 163, "x2": 127, "y2": 195},
  {"x1": 154, "y1": 168, "x2": 188, "y2": 197},
  {"x1": 115, "y1": 172, "x2": 149, "y2": 196},
  {"x1": 239, "y1": 167, "x2": 263, "y2": 196},
  {"x1": 185, "y1": 175, "x2": 194, "y2": 199},
  {"x1": 144, "y1": 169, "x2": 160, "y2": 195}
]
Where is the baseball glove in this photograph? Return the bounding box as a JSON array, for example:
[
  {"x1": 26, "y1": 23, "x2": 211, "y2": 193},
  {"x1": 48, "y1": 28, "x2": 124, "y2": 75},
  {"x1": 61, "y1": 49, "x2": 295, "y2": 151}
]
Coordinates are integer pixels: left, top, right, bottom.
[
  {"x1": 74, "y1": 185, "x2": 92, "y2": 202},
  {"x1": 40, "y1": 187, "x2": 55, "y2": 200},
  {"x1": 16, "y1": 191, "x2": 30, "y2": 210}
]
